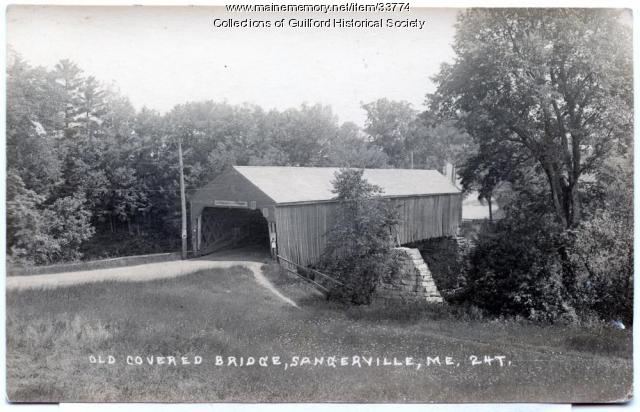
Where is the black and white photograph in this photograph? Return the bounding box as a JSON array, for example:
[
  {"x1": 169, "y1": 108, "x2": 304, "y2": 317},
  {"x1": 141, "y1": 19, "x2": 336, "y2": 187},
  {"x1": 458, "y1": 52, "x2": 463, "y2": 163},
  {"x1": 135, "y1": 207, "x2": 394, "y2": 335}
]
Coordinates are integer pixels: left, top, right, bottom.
[{"x1": 3, "y1": 2, "x2": 635, "y2": 405}]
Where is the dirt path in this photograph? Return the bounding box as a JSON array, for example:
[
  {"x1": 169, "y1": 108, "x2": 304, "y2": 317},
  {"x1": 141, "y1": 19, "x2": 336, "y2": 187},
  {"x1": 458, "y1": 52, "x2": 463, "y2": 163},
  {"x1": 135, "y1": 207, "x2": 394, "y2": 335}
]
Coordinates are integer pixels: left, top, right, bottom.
[{"x1": 6, "y1": 256, "x2": 298, "y2": 308}]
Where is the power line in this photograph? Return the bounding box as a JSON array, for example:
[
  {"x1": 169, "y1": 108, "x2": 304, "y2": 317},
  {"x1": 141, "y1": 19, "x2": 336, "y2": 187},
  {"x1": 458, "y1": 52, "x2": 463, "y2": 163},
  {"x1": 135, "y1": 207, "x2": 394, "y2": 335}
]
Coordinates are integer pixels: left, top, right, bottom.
[
  {"x1": 47, "y1": 185, "x2": 248, "y2": 192},
  {"x1": 42, "y1": 186, "x2": 193, "y2": 192}
]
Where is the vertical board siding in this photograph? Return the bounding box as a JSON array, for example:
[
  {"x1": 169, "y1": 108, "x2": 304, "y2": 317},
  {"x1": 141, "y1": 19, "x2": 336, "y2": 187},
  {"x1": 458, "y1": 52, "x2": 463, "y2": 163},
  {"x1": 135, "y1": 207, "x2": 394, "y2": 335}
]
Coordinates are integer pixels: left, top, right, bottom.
[{"x1": 275, "y1": 193, "x2": 462, "y2": 266}]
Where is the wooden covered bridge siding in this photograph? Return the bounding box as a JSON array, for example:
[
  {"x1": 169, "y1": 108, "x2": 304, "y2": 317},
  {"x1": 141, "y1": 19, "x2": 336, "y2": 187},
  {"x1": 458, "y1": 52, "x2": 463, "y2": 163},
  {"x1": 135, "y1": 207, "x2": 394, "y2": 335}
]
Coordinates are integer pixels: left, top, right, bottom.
[
  {"x1": 189, "y1": 166, "x2": 462, "y2": 265},
  {"x1": 274, "y1": 193, "x2": 462, "y2": 266}
]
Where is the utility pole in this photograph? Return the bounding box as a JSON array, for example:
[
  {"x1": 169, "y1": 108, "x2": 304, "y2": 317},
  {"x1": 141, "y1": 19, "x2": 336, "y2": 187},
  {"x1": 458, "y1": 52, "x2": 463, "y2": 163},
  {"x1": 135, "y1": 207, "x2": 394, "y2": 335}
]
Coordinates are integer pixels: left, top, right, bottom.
[
  {"x1": 178, "y1": 137, "x2": 188, "y2": 260},
  {"x1": 410, "y1": 151, "x2": 414, "y2": 169}
]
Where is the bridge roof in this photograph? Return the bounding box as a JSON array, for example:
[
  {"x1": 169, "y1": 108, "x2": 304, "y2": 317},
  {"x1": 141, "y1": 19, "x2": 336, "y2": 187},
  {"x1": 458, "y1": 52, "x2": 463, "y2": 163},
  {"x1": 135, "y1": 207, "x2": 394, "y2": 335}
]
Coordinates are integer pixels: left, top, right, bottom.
[{"x1": 232, "y1": 166, "x2": 460, "y2": 204}]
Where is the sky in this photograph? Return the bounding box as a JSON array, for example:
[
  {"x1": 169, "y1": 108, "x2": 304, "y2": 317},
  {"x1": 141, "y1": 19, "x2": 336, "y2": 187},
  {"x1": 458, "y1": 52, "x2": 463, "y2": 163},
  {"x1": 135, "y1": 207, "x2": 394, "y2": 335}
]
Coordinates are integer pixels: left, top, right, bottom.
[{"x1": 6, "y1": 6, "x2": 459, "y2": 126}]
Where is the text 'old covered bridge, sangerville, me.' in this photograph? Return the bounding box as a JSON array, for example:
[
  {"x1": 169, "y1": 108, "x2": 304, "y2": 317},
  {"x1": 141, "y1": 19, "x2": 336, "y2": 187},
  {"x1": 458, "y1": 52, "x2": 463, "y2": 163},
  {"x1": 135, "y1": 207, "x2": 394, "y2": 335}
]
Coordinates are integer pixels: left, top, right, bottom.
[{"x1": 188, "y1": 166, "x2": 463, "y2": 267}]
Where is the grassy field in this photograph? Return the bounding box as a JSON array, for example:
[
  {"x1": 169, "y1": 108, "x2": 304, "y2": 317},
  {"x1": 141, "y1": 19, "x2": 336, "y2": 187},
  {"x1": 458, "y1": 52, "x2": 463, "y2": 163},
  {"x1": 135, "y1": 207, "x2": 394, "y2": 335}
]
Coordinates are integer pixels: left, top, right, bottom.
[{"x1": 6, "y1": 263, "x2": 632, "y2": 403}]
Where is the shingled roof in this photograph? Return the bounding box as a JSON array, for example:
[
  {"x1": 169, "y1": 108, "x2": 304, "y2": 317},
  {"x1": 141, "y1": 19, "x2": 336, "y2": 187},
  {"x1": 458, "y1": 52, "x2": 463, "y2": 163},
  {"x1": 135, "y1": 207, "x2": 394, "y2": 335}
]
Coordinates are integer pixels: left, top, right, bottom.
[{"x1": 233, "y1": 166, "x2": 460, "y2": 204}]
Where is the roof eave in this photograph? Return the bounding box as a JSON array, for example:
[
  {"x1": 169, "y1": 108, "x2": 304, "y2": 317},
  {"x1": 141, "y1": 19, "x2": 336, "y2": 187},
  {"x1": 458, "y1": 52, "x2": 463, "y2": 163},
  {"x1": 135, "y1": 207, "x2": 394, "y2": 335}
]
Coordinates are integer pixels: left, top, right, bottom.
[{"x1": 275, "y1": 191, "x2": 461, "y2": 207}]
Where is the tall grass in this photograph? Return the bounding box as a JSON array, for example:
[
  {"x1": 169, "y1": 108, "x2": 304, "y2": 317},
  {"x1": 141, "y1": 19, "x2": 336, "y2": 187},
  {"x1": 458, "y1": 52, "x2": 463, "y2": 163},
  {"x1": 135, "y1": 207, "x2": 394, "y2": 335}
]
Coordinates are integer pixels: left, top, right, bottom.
[{"x1": 6, "y1": 265, "x2": 633, "y2": 403}]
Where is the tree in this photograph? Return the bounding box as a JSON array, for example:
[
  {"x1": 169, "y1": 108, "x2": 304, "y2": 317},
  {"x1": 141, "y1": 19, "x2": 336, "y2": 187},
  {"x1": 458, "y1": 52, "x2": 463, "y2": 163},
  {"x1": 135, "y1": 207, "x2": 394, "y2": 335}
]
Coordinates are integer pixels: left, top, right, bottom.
[
  {"x1": 130, "y1": 107, "x2": 176, "y2": 228},
  {"x1": 6, "y1": 54, "x2": 63, "y2": 195},
  {"x1": 52, "y1": 59, "x2": 84, "y2": 138},
  {"x1": 7, "y1": 170, "x2": 49, "y2": 264},
  {"x1": 321, "y1": 122, "x2": 389, "y2": 168},
  {"x1": 77, "y1": 76, "x2": 107, "y2": 140},
  {"x1": 362, "y1": 98, "x2": 418, "y2": 167},
  {"x1": 458, "y1": 139, "x2": 531, "y2": 221},
  {"x1": 411, "y1": 115, "x2": 474, "y2": 171},
  {"x1": 42, "y1": 193, "x2": 95, "y2": 262},
  {"x1": 265, "y1": 103, "x2": 341, "y2": 166},
  {"x1": 7, "y1": 170, "x2": 94, "y2": 264},
  {"x1": 318, "y1": 169, "x2": 399, "y2": 304},
  {"x1": 429, "y1": 9, "x2": 633, "y2": 322},
  {"x1": 566, "y1": 154, "x2": 633, "y2": 322},
  {"x1": 429, "y1": 9, "x2": 633, "y2": 228}
]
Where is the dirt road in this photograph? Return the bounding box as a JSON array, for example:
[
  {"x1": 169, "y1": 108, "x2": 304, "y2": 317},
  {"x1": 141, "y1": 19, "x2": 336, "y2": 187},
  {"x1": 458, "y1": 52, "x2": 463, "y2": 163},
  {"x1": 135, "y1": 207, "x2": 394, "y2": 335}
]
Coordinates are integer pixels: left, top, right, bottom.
[{"x1": 6, "y1": 252, "x2": 298, "y2": 308}]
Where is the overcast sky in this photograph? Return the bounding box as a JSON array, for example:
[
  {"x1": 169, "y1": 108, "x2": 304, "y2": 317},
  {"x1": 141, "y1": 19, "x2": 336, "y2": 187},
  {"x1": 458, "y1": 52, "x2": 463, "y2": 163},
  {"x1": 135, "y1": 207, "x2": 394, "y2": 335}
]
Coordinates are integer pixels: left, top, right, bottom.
[{"x1": 7, "y1": 6, "x2": 459, "y2": 126}]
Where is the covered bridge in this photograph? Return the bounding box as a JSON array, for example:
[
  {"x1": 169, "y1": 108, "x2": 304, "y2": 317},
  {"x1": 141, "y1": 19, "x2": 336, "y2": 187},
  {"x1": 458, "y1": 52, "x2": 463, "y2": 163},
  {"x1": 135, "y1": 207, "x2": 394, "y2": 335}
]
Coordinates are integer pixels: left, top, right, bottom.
[{"x1": 189, "y1": 166, "x2": 462, "y2": 266}]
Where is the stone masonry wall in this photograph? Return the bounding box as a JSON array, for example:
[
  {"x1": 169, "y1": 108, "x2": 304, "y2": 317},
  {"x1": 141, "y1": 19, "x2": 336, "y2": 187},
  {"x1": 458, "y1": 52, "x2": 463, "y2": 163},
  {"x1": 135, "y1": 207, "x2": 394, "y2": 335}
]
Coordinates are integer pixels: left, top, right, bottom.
[{"x1": 373, "y1": 247, "x2": 443, "y2": 304}]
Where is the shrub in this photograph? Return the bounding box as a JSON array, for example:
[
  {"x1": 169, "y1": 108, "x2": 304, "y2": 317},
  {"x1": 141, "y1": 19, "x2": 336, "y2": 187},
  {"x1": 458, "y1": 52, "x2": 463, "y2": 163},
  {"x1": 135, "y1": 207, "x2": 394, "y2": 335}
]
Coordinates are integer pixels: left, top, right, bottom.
[
  {"x1": 318, "y1": 169, "x2": 399, "y2": 305},
  {"x1": 7, "y1": 171, "x2": 95, "y2": 265},
  {"x1": 460, "y1": 182, "x2": 633, "y2": 323},
  {"x1": 459, "y1": 185, "x2": 571, "y2": 322},
  {"x1": 464, "y1": 220, "x2": 568, "y2": 322},
  {"x1": 78, "y1": 228, "x2": 179, "y2": 260},
  {"x1": 565, "y1": 209, "x2": 633, "y2": 324}
]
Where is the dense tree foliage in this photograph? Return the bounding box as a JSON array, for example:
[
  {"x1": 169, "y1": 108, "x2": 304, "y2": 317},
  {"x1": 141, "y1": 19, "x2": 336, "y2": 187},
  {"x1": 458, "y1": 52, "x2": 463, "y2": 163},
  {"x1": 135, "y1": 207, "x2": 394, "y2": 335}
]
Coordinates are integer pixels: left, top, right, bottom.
[
  {"x1": 362, "y1": 98, "x2": 472, "y2": 170},
  {"x1": 6, "y1": 52, "x2": 404, "y2": 265},
  {"x1": 430, "y1": 9, "x2": 633, "y2": 322},
  {"x1": 430, "y1": 9, "x2": 632, "y2": 228}
]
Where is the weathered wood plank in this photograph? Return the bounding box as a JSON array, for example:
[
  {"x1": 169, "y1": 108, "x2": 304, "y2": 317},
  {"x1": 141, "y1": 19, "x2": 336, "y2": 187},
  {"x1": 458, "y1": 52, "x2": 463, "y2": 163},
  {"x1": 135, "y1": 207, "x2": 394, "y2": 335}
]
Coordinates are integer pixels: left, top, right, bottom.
[{"x1": 275, "y1": 194, "x2": 461, "y2": 266}]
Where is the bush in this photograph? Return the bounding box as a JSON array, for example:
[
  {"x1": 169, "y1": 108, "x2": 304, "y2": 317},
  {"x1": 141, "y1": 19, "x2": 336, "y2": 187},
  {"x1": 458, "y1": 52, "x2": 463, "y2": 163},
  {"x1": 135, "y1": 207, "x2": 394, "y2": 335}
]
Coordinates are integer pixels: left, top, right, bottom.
[
  {"x1": 7, "y1": 171, "x2": 95, "y2": 265},
  {"x1": 317, "y1": 169, "x2": 399, "y2": 305},
  {"x1": 463, "y1": 214, "x2": 569, "y2": 322},
  {"x1": 323, "y1": 252, "x2": 399, "y2": 305},
  {"x1": 79, "y1": 228, "x2": 179, "y2": 260},
  {"x1": 566, "y1": 209, "x2": 633, "y2": 324},
  {"x1": 460, "y1": 183, "x2": 633, "y2": 324}
]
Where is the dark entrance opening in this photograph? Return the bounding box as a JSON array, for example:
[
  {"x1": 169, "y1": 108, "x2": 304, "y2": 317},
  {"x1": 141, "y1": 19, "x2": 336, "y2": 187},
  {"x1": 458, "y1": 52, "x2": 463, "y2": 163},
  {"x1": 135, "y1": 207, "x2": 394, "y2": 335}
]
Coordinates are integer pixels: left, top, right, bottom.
[{"x1": 199, "y1": 207, "x2": 269, "y2": 255}]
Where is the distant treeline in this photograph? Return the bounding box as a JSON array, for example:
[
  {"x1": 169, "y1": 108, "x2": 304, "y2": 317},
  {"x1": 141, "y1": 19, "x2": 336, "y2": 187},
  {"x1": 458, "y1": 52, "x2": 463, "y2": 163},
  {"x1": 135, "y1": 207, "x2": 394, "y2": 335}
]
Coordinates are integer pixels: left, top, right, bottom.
[{"x1": 7, "y1": 52, "x2": 468, "y2": 265}]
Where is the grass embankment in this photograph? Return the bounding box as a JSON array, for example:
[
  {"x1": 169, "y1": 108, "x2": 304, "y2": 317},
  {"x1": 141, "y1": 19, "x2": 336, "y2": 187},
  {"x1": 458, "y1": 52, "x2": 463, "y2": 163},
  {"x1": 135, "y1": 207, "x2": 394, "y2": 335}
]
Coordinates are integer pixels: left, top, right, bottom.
[{"x1": 6, "y1": 264, "x2": 632, "y2": 403}]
